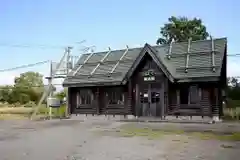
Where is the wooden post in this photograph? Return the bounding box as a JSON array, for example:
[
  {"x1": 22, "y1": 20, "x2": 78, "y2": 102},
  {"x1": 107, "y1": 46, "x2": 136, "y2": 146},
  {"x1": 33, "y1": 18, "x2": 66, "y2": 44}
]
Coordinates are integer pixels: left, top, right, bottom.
[
  {"x1": 164, "y1": 78, "x2": 168, "y2": 118},
  {"x1": 176, "y1": 90, "x2": 180, "y2": 106},
  {"x1": 214, "y1": 88, "x2": 219, "y2": 116},
  {"x1": 127, "y1": 80, "x2": 132, "y2": 115},
  {"x1": 160, "y1": 81, "x2": 165, "y2": 119},
  {"x1": 135, "y1": 84, "x2": 139, "y2": 117},
  {"x1": 210, "y1": 87, "x2": 220, "y2": 122},
  {"x1": 66, "y1": 87, "x2": 71, "y2": 117},
  {"x1": 220, "y1": 89, "x2": 225, "y2": 117},
  {"x1": 176, "y1": 90, "x2": 180, "y2": 118},
  {"x1": 96, "y1": 87, "x2": 100, "y2": 114},
  {"x1": 198, "y1": 87, "x2": 202, "y2": 115}
]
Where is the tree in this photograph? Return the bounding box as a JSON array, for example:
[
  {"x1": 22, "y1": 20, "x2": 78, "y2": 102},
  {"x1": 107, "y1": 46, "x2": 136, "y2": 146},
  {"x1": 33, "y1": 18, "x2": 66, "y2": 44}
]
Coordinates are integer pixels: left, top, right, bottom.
[
  {"x1": 156, "y1": 16, "x2": 209, "y2": 45},
  {"x1": 0, "y1": 85, "x2": 12, "y2": 102},
  {"x1": 13, "y1": 71, "x2": 44, "y2": 103},
  {"x1": 227, "y1": 77, "x2": 240, "y2": 101},
  {"x1": 14, "y1": 71, "x2": 44, "y2": 88}
]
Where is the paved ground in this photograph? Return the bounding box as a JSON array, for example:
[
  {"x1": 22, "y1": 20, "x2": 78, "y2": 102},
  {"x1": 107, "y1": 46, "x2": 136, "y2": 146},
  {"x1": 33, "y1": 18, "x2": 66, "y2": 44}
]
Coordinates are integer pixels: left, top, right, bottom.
[{"x1": 0, "y1": 116, "x2": 240, "y2": 160}]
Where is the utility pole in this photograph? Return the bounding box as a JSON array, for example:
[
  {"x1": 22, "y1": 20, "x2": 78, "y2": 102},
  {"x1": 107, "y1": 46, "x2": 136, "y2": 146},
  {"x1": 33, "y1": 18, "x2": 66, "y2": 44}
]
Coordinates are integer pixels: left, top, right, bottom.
[
  {"x1": 65, "y1": 46, "x2": 72, "y2": 118},
  {"x1": 30, "y1": 47, "x2": 70, "y2": 120},
  {"x1": 48, "y1": 61, "x2": 53, "y2": 120}
]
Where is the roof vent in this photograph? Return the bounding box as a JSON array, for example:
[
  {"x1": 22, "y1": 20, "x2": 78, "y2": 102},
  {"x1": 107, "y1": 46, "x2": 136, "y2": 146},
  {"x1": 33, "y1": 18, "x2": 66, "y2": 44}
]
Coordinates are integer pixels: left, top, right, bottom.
[
  {"x1": 185, "y1": 38, "x2": 192, "y2": 73},
  {"x1": 167, "y1": 41, "x2": 173, "y2": 59},
  {"x1": 210, "y1": 36, "x2": 216, "y2": 72}
]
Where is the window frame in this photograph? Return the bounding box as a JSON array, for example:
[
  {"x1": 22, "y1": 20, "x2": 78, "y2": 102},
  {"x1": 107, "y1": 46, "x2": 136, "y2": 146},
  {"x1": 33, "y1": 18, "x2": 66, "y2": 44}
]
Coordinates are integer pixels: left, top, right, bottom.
[
  {"x1": 76, "y1": 89, "x2": 94, "y2": 106},
  {"x1": 178, "y1": 85, "x2": 201, "y2": 105},
  {"x1": 106, "y1": 88, "x2": 125, "y2": 105}
]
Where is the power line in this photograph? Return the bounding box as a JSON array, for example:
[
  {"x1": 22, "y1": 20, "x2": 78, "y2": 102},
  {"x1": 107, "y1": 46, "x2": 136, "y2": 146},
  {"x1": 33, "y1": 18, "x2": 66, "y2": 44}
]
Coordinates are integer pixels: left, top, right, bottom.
[
  {"x1": 0, "y1": 60, "x2": 49, "y2": 72},
  {"x1": 0, "y1": 40, "x2": 88, "y2": 50},
  {"x1": 0, "y1": 43, "x2": 65, "y2": 49},
  {"x1": 227, "y1": 54, "x2": 240, "y2": 57}
]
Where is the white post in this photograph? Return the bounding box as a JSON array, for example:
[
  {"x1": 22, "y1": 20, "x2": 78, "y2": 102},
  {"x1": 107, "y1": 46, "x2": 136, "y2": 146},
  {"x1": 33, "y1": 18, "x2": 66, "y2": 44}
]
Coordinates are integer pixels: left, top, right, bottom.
[{"x1": 48, "y1": 61, "x2": 53, "y2": 120}]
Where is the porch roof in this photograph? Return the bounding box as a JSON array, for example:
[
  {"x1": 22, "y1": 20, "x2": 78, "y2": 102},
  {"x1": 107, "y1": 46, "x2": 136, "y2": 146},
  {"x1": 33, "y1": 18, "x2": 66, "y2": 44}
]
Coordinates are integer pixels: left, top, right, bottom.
[{"x1": 63, "y1": 38, "x2": 227, "y2": 87}]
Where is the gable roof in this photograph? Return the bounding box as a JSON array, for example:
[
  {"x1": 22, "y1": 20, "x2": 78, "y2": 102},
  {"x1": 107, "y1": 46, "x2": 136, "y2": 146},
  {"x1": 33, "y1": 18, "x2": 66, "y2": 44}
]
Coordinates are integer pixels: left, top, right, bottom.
[
  {"x1": 124, "y1": 43, "x2": 175, "y2": 83},
  {"x1": 63, "y1": 38, "x2": 227, "y2": 87}
]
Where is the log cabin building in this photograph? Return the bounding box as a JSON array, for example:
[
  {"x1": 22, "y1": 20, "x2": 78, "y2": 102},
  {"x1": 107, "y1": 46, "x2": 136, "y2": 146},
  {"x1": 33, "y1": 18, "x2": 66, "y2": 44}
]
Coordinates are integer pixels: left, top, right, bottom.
[{"x1": 63, "y1": 38, "x2": 227, "y2": 120}]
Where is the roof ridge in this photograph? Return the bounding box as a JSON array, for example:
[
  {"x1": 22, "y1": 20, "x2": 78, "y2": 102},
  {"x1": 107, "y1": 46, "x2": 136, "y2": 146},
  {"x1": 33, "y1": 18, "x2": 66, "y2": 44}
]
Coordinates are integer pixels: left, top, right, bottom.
[
  {"x1": 80, "y1": 37, "x2": 227, "y2": 56},
  {"x1": 151, "y1": 37, "x2": 227, "y2": 49}
]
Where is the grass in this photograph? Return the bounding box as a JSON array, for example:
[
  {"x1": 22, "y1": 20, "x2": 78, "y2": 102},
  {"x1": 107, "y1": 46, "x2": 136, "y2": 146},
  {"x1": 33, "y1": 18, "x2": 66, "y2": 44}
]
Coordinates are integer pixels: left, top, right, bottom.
[
  {"x1": 0, "y1": 107, "x2": 33, "y2": 114},
  {"x1": 117, "y1": 125, "x2": 240, "y2": 141},
  {"x1": 119, "y1": 127, "x2": 168, "y2": 139},
  {"x1": 0, "y1": 114, "x2": 28, "y2": 120},
  {"x1": 0, "y1": 104, "x2": 67, "y2": 120}
]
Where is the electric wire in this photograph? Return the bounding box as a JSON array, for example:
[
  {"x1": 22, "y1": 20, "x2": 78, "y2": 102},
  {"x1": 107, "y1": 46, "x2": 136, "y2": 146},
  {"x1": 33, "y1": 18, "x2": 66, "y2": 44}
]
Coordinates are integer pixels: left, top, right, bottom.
[
  {"x1": 227, "y1": 54, "x2": 240, "y2": 57},
  {"x1": 0, "y1": 43, "x2": 65, "y2": 49},
  {"x1": 0, "y1": 60, "x2": 50, "y2": 72}
]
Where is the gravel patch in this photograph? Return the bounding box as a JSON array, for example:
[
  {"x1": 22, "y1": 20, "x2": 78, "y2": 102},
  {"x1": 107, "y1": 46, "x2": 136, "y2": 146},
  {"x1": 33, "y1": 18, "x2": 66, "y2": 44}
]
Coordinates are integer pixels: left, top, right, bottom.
[{"x1": 0, "y1": 119, "x2": 239, "y2": 160}]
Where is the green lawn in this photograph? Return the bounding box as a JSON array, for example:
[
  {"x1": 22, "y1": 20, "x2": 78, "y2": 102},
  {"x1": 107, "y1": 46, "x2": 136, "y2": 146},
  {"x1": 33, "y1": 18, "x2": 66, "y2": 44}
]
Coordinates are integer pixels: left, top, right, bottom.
[
  {"x1": 118, "y1": 125, "x2": 240, "y2": 141},
  {"x1": 0, "y1": 104, "x2": 66, "y2": 120}
]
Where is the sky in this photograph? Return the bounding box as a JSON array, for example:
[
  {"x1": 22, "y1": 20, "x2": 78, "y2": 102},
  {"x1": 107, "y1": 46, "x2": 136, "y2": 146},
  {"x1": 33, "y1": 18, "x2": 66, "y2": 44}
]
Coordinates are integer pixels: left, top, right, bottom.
[{"x1": 0, "y1": 0, "x2": 239, "y2": 90}]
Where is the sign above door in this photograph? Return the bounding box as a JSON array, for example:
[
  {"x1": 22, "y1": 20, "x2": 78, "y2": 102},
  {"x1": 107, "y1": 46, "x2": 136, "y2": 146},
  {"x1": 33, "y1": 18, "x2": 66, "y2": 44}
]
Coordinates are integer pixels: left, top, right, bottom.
[{"x1": 143, "y1": 69, "x2": 155, "y2": 81}]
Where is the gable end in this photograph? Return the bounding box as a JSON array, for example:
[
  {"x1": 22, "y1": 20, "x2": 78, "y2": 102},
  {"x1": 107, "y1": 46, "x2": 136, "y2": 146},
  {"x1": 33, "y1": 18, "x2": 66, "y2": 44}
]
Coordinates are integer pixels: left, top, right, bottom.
[{"x1": 123, "y1": 43, "x2": 174, "y2": 83}]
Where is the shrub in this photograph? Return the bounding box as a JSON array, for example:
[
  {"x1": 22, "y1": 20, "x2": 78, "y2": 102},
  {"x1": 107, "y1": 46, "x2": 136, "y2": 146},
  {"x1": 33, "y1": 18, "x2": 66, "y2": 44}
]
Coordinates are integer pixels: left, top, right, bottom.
[{"x1": 223, "y1": 107, "x2": 240, "y2": 120}]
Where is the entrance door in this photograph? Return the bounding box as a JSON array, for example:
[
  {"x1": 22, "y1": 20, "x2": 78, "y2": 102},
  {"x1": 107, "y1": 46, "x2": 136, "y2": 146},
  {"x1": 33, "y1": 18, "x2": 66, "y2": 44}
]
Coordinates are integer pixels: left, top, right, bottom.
[
  {"x1": 139, "y1": 84, "x2": 161, "y2": 117},
  {"x1": 150, "y1": 88, "x2": 161, "y2": 116}
]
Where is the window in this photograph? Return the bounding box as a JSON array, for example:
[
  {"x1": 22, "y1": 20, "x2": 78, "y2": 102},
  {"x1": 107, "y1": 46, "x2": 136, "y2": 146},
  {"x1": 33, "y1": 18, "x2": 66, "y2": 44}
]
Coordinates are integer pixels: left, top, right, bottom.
[
  {"x1": 189, "y1": 85, "x2": 199, "y2": 104},
  {"x1": 169, "y1": 91, "x2": 177, "y2": 105},
  {"x1": 107, "y1": 90, "x2": 124, "y2": 105},
  {"x1": 179, "y1": 85, "x2": 200, "y2": 104},
  {"x1": 76, "y1": 90, "x2": 93, "y2": 105},
  {"x1": 180, "y1": 87, "x2": 189, "y2": 104}
]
